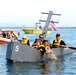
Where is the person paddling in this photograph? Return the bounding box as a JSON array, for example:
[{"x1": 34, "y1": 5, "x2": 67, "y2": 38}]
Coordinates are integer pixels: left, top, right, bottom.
[
  {"x1": 21, "y1": 35, "x2": 30, "y2": 46},
  {"x1": 32, "y1": 34, "x2": 44, "y2": 47},
  {"x1": 52, "y1": 33, "x2": 68, "y2": 48}
]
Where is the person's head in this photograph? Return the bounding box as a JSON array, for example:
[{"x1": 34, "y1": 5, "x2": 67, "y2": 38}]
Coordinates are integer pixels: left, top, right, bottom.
[
  {"x1": 39, "y1": 34, "x2": 44, "y2": 41},
  {"x1": 56, "y1": 33, "x2": 60, "y2": 40},
  {"x1": 43, "y1": 40, "x2": 48, "y2": 46},
  {"x1": 22, "y1": 35, "x2": 27, "y2": 40}
]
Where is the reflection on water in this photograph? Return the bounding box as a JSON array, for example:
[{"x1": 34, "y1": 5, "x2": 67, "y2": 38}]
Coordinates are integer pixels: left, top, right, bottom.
[
  {"x1": 6, "y1": 61, "x2": 42, "y2": 75},
  {"x1": 6, "y1": 59, "x2": 63, "y2": 75},
  {"x1": 6, "y1": 62, "x2": 38, "y2": 75}
]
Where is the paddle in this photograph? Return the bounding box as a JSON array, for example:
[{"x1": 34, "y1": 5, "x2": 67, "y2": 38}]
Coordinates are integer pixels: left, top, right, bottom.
[
  {"x1": 68, "y1": 46, "x2": 76, "y2": 50},
  {"x1": 53, "y1": 44, "x2": 76, "y2": 50}
]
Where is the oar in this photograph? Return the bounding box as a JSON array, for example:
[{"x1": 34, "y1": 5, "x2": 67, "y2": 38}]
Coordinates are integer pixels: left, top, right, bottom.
[
  {"x1": 52, "y1": 44, "x2": 76, "y2": 50},
  {"x1": 68, "y1": 46, "x2": 76, "y2": 50}
]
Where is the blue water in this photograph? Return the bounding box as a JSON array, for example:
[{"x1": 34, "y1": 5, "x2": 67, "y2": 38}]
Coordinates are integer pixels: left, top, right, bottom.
[{"x1": 0, "y1": 28, "x2": 76, "y2": 75}]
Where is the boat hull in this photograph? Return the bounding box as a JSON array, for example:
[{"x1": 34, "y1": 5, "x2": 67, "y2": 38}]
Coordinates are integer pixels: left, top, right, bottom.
[
  {"x1": 0, "y1": 38, "x2": 11, "y2": 44},
  {"x1": 23, "y1": 29, "x2": 51, "y2": 34},
  {"x1": 6, "y1": 42, "x2": 73, "y2": 62},
  {"x1": 0, "y1": 30, "x2": 17, "y2": 44}
]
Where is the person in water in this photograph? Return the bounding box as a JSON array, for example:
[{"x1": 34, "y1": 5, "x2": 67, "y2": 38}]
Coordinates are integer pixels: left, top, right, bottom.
[
  {"x1": 32, "y1": 34, "x2": 44, "y2": 47},
  {"x1": 52, "y1": 33, "x2": 67, "y2": 48},
  {"x1": 21, "y1": 35, "x2": 30, "y2": 46},
  {"x1": 38, "y1": 40, "x2": 57, "y2": 60}
]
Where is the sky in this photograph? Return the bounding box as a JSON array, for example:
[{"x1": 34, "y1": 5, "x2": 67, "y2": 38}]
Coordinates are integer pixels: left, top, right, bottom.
[{"x1": 0, "y1": 0, "x2": 76, "y2": 27}]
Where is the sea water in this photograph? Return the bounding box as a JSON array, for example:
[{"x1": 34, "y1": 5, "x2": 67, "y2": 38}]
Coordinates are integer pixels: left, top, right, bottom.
[{"x1": 0, "y1": 28, "x2": 76, "y2": 75}]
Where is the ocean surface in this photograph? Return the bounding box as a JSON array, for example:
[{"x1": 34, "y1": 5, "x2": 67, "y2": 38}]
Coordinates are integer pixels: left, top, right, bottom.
[{"x1": 0, "y1": 28, "x2": 76, "y2": 75}]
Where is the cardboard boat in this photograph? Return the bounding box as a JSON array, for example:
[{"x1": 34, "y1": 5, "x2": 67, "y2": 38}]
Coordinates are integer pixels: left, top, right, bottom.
[{"x1": 6, "y1": 42, "x2": 73, "y2": 62}]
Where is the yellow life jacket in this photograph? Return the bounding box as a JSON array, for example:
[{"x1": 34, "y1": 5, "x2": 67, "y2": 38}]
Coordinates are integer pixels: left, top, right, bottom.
[
  {"x1": 35, "y1": 45, "x2": 40, "y2": 49},
  {"x1": 22, "y1": 38, "x2": 29, "y2": 45},
  {"x1": 39, "y1": 44, "x2": 49, "y2": 52},
  {"x1": 54, "y1": 39, "x2": 61, "y2": 48}
]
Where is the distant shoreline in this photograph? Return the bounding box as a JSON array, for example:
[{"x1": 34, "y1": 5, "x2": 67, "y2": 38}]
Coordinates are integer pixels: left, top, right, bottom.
[
  {"x1": 57, "y1": 27, "x2": 76, "y2": 29},
  {"x1": 0, "y1": 27, "x2": 76, "y2": 29}
]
